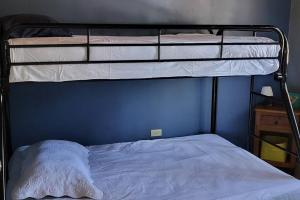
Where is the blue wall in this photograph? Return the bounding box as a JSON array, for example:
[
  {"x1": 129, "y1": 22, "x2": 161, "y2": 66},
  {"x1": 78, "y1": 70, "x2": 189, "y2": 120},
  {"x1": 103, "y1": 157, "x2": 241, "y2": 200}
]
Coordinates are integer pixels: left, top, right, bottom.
[
  {"x1": 8, "y1": 79, "x2": 208, "y2": 149},
  {"x1": 9, "y1": 75, "x2": 279, "y2": 150},
  {"x1": 0, "y1": 0, "x2": 292, "y2": 150},
  {"x1": 10, "y1": 79, "x2": 208, "y2": 148}
]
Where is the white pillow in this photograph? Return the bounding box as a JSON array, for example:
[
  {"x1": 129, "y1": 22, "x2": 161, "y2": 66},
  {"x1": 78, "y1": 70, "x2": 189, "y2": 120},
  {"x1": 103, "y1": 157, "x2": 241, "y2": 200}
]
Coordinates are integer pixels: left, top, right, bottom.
[{"x1": 9, "y1": 140, "x2": 103, "y2": 199}]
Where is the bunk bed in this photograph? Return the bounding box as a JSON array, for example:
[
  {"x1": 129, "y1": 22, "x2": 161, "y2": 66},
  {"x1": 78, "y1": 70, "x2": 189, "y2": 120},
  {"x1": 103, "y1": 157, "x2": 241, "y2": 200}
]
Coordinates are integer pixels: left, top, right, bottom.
[{"x1": 1, "y1": 23, "x2": 300, "y2": 199}]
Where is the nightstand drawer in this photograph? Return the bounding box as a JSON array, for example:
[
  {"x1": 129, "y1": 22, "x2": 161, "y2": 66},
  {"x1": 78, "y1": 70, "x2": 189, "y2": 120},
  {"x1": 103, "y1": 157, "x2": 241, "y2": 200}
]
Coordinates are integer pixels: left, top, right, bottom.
[{"x1": 260, "y1": 115, "x2": 290, "y2": 128}]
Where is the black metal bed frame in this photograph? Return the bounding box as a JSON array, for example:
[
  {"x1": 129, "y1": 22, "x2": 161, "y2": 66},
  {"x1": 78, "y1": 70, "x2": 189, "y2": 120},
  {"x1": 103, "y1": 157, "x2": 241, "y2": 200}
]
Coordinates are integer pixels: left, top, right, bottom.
[{"x1": 0, "y1": 24, "x2": 299, "y2": 199}]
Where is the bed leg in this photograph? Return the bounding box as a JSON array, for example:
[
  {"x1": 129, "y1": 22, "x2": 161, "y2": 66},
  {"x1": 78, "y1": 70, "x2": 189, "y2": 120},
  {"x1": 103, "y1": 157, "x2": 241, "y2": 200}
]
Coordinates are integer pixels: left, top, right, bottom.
[
  {"x1": 0, "y1": 157, "x2": 5, "y2": 200},
  {"x1": 247, "y1": 76, "x2": 255, "y2": 151},
  {"x1": 211, "y1": 77, "x2": 218, "y2": 133},
  {"x1": 281, "y1": 81, "x2": 300, "y2": 160},
  {"x1": 0, "y1": 92, "x2": 7, "y2": 200}
]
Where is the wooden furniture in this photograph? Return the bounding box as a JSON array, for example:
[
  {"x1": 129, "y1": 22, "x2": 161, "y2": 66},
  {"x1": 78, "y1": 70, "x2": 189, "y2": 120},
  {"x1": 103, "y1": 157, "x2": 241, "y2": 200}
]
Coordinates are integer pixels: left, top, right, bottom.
[{"x1": 254, "y1": 106, "x2": 300, "y2": 169}]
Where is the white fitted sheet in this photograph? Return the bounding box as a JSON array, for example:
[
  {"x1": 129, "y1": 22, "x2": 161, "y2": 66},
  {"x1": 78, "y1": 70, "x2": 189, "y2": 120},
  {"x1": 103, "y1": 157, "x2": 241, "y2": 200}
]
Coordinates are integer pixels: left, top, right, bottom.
[
  {"x1": 8, "y1": 34, "x2": 280, "y2": 82},
  {"x1": 8, "y1": 134, "x2": 300, "y2": 200}
]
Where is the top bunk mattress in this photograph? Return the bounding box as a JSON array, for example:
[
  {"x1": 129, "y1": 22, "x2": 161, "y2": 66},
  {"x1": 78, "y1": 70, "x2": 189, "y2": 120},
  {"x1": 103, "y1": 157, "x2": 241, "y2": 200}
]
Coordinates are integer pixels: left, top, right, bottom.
[{"x1": 8, "y1": 34, "x2": 280, "y2": 82}]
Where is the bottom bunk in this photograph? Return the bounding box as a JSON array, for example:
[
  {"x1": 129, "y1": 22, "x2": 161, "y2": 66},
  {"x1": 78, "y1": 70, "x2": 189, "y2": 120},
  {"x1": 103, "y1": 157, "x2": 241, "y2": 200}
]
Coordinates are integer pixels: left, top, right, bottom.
[{"x1": 6, "y1": 134, "x2": 300, "y2": 200}]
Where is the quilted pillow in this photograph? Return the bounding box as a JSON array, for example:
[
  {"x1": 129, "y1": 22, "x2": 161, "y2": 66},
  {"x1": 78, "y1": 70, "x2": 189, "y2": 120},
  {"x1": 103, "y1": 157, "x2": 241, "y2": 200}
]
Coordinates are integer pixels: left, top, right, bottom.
[{"x1": 9, "y1": 140, "x2": 103, "y2": 199}]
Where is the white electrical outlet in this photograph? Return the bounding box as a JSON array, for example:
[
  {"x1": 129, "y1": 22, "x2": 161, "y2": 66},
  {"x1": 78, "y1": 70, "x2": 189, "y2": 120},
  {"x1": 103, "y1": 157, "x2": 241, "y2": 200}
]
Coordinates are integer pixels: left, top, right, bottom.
[{"x1": 151, "y1": 129, "x2": 162, "y2": 137}]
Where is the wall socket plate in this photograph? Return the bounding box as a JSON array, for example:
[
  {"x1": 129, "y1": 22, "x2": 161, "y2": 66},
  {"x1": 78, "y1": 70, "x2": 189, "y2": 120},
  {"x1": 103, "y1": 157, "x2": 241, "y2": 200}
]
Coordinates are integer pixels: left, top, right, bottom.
[{"x1": 151, "y1": 129, "x2": 162, "y2": 137}]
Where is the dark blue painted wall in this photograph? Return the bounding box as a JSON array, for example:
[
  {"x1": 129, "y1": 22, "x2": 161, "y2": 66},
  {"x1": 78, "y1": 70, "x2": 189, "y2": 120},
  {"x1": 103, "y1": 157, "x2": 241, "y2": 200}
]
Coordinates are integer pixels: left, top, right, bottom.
[
  {"x1": 0, "y1": 0, "x2": 291, "y2": 150},
  {"x1": 9, "y1": 79, "x2": 208, "y2": 148},
  {"x1": 9, "y1": 75, "x2": 279, "y2": 150}
]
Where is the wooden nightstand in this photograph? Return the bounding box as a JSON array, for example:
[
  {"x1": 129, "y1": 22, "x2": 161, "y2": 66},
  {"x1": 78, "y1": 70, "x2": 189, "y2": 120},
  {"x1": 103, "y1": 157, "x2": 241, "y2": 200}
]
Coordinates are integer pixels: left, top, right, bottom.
[{"x1": 253, "y1": 106, "x2": 300, "y2": 170}]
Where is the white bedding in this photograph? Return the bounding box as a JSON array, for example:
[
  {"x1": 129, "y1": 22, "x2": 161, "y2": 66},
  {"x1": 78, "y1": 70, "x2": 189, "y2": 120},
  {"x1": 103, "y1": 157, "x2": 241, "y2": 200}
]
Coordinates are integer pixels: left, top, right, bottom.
[
  {"x1": 8, "y1": 134, "x2": 300, "y2": 200},
  {"x1": 8, "y1": 34, "x2": 280, "y2": 82}
]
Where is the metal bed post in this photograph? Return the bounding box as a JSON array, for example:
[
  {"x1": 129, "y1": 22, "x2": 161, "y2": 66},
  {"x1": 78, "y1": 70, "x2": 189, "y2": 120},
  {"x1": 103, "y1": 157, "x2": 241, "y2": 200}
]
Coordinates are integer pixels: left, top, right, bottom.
[
  {"x1": 248, "y1": 75, "x2": 255, "y2": 151},
  {"x1": 279, "y1": 34, "x2": 300, "y2": 158},
  {"x1": 211, "y1": 77, "x2": 218, "y2": 133},
  {"x1": 86, "y1": 28, "x2": 90, "y2": 62},
  {"x1": 0, "y1": 24, "x2": 8, "y2": 200},
  {"x1": 0, "y1": 23, "x2": 4, "y2": 199},
  {"x1": 211, "y1": 29, "x2": 224, "y2": 133},
  {"x1": 281, "y1": 81, "x2": 300, "y2": 158},
  {"x1": 247, "y1": 31, "x2": 256, "y2": 151},
  {"x1": 3, "y1": 40, "x2": 12, "y2": 158},
  {"x1": 157, "y1": 29, "x2": 161, "y2": 61},
  {"x1": 1, "y1": 26, "x2": 13, "y2": 200},
  {"x1": 0, "y1": 93, "x2": 7, "y2": 200}
]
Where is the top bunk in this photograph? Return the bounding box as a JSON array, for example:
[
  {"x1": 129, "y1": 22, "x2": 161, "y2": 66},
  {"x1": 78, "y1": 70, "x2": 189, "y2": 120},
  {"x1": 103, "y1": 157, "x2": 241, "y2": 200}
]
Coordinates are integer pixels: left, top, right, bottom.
[{"x1": 0, "y1": 24, "x2": 288, "y2": 83}]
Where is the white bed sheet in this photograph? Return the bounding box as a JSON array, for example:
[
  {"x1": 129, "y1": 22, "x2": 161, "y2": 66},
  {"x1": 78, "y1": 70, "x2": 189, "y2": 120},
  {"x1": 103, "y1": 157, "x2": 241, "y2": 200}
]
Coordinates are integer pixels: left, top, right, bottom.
[
  {"x1": 8, "y1": 34, "x2": 280, "y2": 82},
  {"x1": 9, "y1": 134, "x2": 300, "y2": 200}
]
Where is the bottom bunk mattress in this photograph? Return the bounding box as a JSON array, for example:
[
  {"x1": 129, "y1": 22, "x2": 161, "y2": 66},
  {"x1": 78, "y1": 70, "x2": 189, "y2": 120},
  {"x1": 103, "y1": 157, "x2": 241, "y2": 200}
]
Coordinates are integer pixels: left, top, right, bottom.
[{"x1": 7, "y1": 134, "x2": 300, "y2": 200}]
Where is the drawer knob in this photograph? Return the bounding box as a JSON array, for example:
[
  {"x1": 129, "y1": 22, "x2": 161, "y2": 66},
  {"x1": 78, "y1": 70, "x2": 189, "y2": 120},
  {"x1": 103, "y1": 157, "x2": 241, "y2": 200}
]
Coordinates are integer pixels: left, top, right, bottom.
[{"x1": 274, "y1": 121, "x2": 279, "y2": 125}]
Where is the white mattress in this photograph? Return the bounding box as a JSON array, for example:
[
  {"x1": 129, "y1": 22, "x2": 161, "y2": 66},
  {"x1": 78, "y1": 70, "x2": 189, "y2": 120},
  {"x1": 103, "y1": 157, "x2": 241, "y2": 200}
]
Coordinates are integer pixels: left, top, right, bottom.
[
  {"x1": 8, "y1": 34, "x2": 280, "y2": 82},
  {"x1": 10, "y1": 134, "x2": 300, "y2": 200}
]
